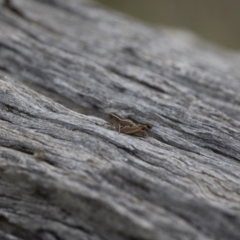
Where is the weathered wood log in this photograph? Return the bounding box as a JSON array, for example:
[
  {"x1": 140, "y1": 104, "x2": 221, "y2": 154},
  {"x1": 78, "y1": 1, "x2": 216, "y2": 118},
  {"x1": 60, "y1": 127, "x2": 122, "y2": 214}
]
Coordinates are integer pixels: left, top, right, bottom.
[{"x1": 1, "y1": 0, "x2": 240, "y2": 239}]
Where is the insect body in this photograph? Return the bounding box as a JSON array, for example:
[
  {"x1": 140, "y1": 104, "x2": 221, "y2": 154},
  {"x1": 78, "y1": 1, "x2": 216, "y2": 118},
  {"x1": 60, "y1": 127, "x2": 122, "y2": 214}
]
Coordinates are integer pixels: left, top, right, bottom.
[
  {"x1": 109, "y1": 113, "x2": 136, "y2": 131},
  {"x1": 108, "y1": 112, "x2": 151, "y2": 137}
]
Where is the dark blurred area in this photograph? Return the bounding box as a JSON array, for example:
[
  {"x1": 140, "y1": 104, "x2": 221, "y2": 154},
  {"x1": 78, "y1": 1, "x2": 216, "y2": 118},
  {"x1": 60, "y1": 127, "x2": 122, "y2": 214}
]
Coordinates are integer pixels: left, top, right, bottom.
[{"x1": 96, "y1": 0, "x2": 240, "y2": 50}]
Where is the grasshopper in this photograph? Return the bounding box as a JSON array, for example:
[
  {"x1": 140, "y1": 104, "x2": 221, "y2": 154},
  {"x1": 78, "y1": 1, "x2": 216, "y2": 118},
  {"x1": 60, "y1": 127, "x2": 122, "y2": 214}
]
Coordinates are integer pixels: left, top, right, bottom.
[
  {"x1": 108, "y1": 113, "x2": 136, "y2": 132},
  {"x1": 107, "y1": 112, "x2": 151, "y2": 137}
]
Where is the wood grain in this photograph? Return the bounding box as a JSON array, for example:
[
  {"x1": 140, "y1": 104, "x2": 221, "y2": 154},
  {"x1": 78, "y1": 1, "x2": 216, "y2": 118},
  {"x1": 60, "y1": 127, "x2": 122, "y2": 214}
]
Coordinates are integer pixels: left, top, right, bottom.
[{"x1": 0, "y1": 0, "x2": 240, "y2": 239}]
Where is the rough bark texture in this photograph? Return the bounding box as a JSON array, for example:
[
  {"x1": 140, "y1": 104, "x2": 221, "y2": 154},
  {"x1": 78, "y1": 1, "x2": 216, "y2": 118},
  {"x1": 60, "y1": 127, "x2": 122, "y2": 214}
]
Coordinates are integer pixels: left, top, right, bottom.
[{"x1": 0, "y1": 0, "x2": 240, "y2": 239}]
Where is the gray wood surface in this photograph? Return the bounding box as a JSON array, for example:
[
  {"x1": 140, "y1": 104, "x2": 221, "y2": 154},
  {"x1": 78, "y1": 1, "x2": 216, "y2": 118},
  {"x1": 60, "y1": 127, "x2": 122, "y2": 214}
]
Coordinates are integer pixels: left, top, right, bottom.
[{"x1": 1, "y1": 0, "x2": 240, "y2": 239}]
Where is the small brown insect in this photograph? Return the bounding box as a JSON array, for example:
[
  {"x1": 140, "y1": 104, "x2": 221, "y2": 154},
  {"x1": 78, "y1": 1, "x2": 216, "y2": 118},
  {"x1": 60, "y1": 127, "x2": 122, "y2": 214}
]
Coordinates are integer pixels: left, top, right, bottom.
[
  {"x1": 107, "y1": 112, "x2": 151, "y2": 137},
  {"x1": 108, "y1": 113, "x2": 136, "y2": 131}
]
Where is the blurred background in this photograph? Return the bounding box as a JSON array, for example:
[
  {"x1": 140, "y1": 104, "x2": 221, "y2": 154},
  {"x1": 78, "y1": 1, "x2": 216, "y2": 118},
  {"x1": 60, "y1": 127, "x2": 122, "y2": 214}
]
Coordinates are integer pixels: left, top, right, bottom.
[{"x1": 96, "y1": 0, "x2": 240, "y2": 50}]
